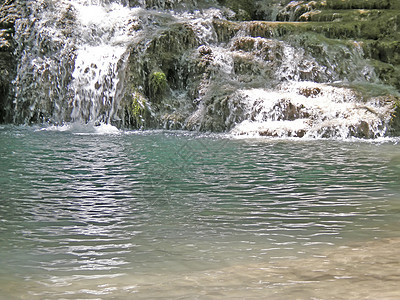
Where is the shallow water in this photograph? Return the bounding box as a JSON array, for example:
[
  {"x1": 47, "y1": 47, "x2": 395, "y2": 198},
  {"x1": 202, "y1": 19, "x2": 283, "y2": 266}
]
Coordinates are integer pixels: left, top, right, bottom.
[{"x1": 0, "y1": 125, "x2": 399, "y2": 299}]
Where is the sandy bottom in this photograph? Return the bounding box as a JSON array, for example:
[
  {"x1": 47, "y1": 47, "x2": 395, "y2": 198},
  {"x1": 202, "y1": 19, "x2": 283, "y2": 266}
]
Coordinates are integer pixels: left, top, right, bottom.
[{"x1": 2, "y1": 237, "x2": 400, "y2": 299}]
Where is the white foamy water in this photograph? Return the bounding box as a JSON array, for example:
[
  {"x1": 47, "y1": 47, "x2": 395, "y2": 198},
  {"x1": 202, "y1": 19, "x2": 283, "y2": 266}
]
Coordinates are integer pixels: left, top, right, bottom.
[
  {"x1": 177, "y1": 8, "x2": 223, "y2": 44},
  {"x1": 70, "y1": 45, "x2": 129, "y2": 123},
  {"x1": 230, "y1": 81, "x2": 395, "y2": 139},
  {"x1": 12, "y1": 0, "x2": 143, "y2": 125},
  {"x1": 40, "y1": 122, "x2": 121, "y2": 134},
  {"x1": 69, "y1": 1, "x2": 139, "y2": 124}
]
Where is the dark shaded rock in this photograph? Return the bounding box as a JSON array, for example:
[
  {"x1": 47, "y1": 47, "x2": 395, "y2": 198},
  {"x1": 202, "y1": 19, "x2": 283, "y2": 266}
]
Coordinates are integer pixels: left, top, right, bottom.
[
  {"x1": 0, "y1": 0, "x2": 19, "y2": 123},
  {"x1": 349, "y1": 120, "x2": 371, "y2": 138},
  {"x1": 216, "y1": 0, "x2": 255, "y2": 21},
  {"x1": 389, "y1": 101, "x2": 400, "y2": 136}
]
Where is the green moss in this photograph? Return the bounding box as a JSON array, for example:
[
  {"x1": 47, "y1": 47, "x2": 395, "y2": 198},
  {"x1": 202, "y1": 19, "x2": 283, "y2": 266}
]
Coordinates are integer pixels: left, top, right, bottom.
[
  {"x1": 130, "y1": 90, "x2": 148, "y2": 128},
  {"x1": 326, "y1": 0, "x2": 390, "y2": 9},
  {"x1": 301, "y1": 8, "x2": 382, "y2": 22},
  {"x1": 149, "y1": 71, "x2": 167, "y2": 101},
  {"x1": 285, "y1": 0, "x2": 399, "y2": 40},
  {"x1": 373, "y1": 40, "x2": 400, "y2": 64},
  {"x1": 369, "y1": 60, "x2": 400, "y2": 89}
]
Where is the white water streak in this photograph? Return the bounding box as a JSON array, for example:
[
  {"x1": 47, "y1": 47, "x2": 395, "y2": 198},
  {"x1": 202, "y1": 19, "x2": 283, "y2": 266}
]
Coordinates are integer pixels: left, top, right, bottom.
[
  {"x1": 231, "y1": 82, "x2": 394, "y2": 139},
  {"x1": 69, "y1": 1, "x2": 138, "y2": 124}
]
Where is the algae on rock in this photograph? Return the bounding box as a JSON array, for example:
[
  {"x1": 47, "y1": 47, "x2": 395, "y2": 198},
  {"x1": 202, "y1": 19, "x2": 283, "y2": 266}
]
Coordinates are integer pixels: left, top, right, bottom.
[{"x1": 149, "y1": 71, "x2": 167, "y2": 102}]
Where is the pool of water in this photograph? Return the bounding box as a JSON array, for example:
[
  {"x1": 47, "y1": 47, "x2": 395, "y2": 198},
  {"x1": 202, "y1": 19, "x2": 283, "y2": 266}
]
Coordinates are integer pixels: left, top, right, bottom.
[{"x1": 0, "y1": 125, "x2": 399, "y2": 299}]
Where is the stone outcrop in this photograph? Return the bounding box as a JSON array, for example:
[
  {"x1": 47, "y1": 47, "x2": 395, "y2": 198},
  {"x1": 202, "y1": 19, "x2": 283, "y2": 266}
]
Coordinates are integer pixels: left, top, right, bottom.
[
  {"x1": 274, "y1": 0, "x2": 400, "y2": 91},
  {"x1": 120, "y1": 0, "x2": 400, "y2": 136},
  {"x1": 0, "y1": 0, "x2": 18, "y2": 123}
]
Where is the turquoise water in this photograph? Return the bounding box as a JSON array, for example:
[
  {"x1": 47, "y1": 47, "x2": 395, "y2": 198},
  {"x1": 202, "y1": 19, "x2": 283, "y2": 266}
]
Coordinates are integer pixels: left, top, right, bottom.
[{"x1": 1, "y1": 125, "x2": 400, "y2": 299}]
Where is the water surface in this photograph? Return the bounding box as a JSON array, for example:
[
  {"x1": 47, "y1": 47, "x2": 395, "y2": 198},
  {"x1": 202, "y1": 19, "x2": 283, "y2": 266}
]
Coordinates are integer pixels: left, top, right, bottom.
[{"x1": 0, "y1": 125, "x2": 399, "y2": 299}]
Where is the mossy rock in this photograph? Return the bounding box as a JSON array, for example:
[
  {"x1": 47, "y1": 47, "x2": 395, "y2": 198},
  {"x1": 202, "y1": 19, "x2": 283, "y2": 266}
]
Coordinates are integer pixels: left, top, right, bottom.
[
  {"x1": 149, "y1": 71, "x2": 167, "y2": 102},
  {"x1": 130, "y1": 90, "x2": 150, "y2": 128},
  {"x1": 300, "y1": 8, "x2": 384, "y2": 22},
  {"x1": 389, "y1": 100, "x2": 400, "y2": 135},
  {"x1": 326, "y1": 0, "x2": 391, "y2": 10},
  {"x1": 243, "y1": 21, "x2": 301, "y2": 38},
  {"x1": 371, "y1": 40, "x2": 400, "y2": 64},
  {"x1": 212, "y1": 19, "x2": 241, "y2": 43},
  {"x1": 231, "y1": 36, "x2": 284, "y2": 61},
  {"x1": 369, "y1": 60, "x2": 400, "y2": 90},
  {"x1": 0, "y1": 0, "x2": 18, "y2": 123},
  {"x1": 217, "y1": 0, "x2": 255, "y2": 21}
]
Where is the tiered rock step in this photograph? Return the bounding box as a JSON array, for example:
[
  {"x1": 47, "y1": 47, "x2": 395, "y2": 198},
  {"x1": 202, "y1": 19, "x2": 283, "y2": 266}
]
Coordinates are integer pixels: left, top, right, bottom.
[
  {"x1": 213, "y1": 0, "x2": 400, "y2": 89},
  {"x1": 300, "y1": 0, "x2": 400, "y2": 89}
]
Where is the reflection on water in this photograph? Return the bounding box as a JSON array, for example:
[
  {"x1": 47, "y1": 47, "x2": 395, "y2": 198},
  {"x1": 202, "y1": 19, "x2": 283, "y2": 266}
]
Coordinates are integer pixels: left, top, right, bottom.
[{"x1": 0, "y1": 126, "x2": 399, "y2": 299}]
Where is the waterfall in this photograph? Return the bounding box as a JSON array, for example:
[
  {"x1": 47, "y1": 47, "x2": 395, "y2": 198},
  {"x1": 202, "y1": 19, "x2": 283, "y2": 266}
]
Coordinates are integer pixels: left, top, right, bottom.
[
  {"x1": 174, "y1": 17, "x2": 397, "y2": 138},
  {"x1": 229, "y1": 82, "x2": 394, "y2": 139},
  {"x1": 13, "y1": 0, "x2": 136, "y2": 125},
  {"x1": 217, "y1": 30, "x2": 397, "y2": 139},
  {"x1": 9, "y1": 0, "x2": 399, "y2": 138},
  {"x1": 68, "y1": 1, "x2": 134, "y2": 124}
]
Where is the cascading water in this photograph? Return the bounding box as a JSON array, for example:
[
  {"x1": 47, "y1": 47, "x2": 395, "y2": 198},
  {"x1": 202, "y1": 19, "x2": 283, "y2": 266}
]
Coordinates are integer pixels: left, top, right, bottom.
[
  {"x1": 229, "y1": 82, "x2": 395, "y2": 138},
  {"x1": 68, "y1": 1, "x2": 134, "y2": 124},
  {"x1": 171, "y1": 16, "x2": 398, "y2": 138},
  {"x1": 9, "y1": 0, "x2": 399, "y2": 138},
  {"x1": 221, "y1": 32, "x2": 398, "y2": 138},
  {"x1": 13, "y1": 0, "x2": 138, "y2": 125}
]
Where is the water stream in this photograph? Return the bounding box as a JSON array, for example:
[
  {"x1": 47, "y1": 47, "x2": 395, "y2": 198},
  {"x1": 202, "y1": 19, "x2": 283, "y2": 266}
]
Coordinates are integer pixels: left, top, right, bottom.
[{"x1": 13, "y1": 0, "x2": 138, "y2": 125}]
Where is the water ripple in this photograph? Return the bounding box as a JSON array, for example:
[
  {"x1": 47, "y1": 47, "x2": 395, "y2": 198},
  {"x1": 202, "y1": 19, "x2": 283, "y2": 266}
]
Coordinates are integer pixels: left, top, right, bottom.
[{"x1": 1, "y1": 128, "x2": 400, "y2": 298}]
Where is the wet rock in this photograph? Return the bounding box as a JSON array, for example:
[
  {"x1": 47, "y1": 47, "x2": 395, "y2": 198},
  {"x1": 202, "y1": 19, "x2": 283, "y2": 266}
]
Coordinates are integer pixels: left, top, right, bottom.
[
  {"x1": 277, "y1": 1, "x2": 319, "y2": 22},
  {"x1": 0, "y1": 0, "x2": 19, "y2": 123},
  {"x1": 349, "y1": 121, "x2": 371, "y2": 138},
  {"x1": 216, "y1": 0, "x2": 255, "y2": 21},
  {"x1": 122, "y1": 20, "x2": 200, "y2": 129},
  {"x1": 212, "y1": 19, "x2": 240, "y2": 43},
  {"x1": 300, "y1": 87, "x2": 322, "y2": 97},
  {"x1": 197, "y1": 45, "x2": 213, "y2": 70},
  {"x1": 259, "y1": 128, "x2": 306, "y2": 137},
  {"x1": 231, "y1": 37, "x2": 284, "y2": 62},
  {"x1": 388, "y1": 98, "x2": 400, "y2": 136}
]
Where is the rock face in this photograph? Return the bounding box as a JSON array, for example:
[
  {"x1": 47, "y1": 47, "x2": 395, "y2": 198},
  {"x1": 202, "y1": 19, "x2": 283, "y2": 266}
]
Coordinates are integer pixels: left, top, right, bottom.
[
  {"x1": 274, "y1": 0, "x2": 400, "y2": 91},
  {"x1": 1, "y1": 0, "x2": 400, "y2": 137},
  {"x1": 120, "y1": 0, "x2": 400, "y2": 137},
  {"x1": 0, "y1": 0, "x2": 18, "y2": 123}
]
